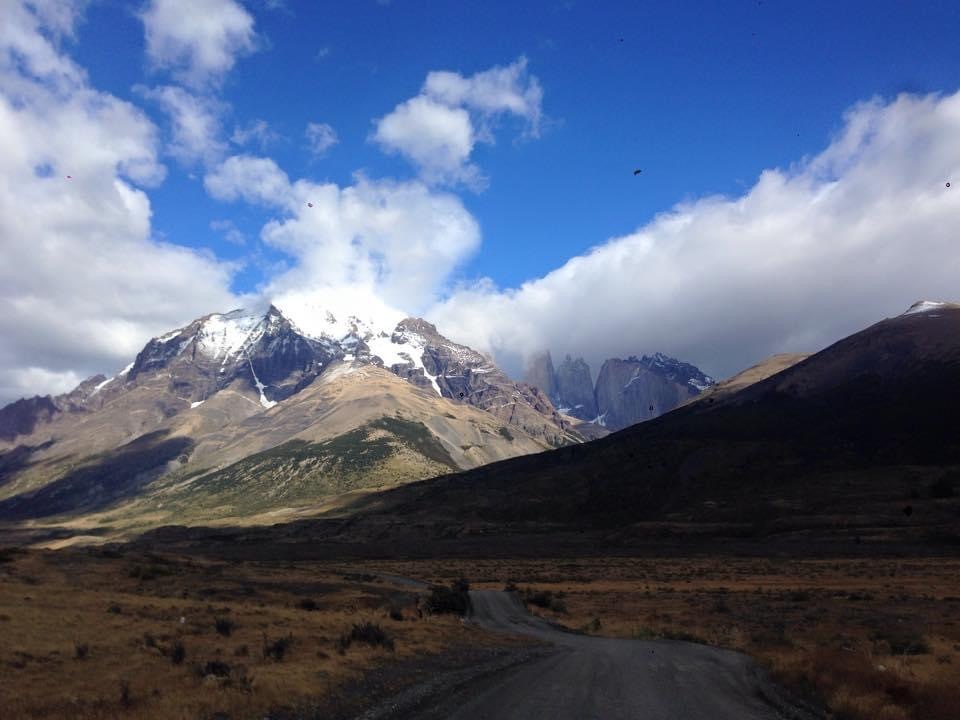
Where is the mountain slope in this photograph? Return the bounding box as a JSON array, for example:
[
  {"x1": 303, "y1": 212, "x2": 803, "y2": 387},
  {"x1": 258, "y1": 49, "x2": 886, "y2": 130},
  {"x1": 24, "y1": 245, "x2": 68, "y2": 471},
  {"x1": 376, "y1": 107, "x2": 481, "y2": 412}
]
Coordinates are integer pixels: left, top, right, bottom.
[
  {"x1": 0, "y1": 301, "x2": 577, "y2": 532},
  {"x1": 322, "y1": 303, "x2": 960, "y2": 547}
]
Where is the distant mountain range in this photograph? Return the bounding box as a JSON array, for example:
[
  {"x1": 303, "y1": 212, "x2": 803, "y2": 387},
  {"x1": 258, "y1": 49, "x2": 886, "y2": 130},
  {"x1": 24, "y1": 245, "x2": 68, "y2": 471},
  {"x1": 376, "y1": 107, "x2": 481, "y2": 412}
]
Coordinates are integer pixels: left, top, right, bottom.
[
  {"x1": 0, "y1": 300, "x2": 581, "y2": 535},
  {"x1": 524, "y1": 351, "x2": 715, "y2": 431}
]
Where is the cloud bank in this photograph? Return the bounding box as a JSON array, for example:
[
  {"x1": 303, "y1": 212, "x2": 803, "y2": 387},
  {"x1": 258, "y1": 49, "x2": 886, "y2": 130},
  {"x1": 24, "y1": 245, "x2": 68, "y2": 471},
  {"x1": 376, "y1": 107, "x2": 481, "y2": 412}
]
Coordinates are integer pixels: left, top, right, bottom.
[
  {"x1": 429, "y1": 92, "x2": 960, "y2": 379},
  {"x1": 0, "y1": 1, "x2": 237, "y2": 402}
]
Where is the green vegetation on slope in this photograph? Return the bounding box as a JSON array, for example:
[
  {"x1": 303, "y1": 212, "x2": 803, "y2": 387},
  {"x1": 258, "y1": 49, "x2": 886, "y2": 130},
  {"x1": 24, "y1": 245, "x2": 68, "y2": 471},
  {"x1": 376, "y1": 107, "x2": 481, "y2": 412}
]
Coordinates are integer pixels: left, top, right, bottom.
[{"x1": 144, "y1": 417, "x2": 458, "y2": 518}]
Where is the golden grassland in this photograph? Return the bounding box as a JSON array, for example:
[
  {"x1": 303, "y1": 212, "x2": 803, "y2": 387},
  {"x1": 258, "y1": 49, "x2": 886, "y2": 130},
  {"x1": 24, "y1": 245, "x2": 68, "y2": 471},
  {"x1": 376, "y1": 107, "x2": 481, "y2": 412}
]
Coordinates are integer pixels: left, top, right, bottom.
[
  {"x1": 360, "y1": 555, "x2": 960, "y2": 720},
  {"x1": 0, "y1": 548, "x2": 507, "y2": 720}
]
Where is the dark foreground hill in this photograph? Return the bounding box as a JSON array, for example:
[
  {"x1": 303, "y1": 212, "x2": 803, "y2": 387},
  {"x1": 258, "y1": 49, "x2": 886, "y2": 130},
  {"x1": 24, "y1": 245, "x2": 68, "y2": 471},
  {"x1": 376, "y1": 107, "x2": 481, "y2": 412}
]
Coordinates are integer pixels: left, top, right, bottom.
[{"x1": 140, "y1": 304, "x2": 960, "y2": 558}]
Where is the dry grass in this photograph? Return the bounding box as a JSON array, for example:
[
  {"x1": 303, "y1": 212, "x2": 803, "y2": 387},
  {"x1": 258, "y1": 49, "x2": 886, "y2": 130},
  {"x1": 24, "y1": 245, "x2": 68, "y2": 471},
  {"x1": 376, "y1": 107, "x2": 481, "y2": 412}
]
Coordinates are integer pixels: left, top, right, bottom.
[
  {"x1": 0, "y1": 548, "x2": 498, "y2": 719},
  {"x1": 362, "y1": 555, "x2": 960, "y2": 720}
]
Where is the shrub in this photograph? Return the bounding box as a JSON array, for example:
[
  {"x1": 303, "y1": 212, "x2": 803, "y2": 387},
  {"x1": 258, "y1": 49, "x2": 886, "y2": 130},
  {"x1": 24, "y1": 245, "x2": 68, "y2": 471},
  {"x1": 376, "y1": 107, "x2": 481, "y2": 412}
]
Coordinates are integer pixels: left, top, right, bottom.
[
  {"x1": 119, "y1": 679, "x2": 131, "y2": 707},
  {"x1": 74, "y1": 642, "x2": 89, "y2": 660},
  {"x1": 262, "y1": 634, "x2": 293, "y2": 662},
  {"x1": 199, "y1": 660, "x2": 231, "y2": 678},
  {"x1": 389, "y1": 607, "x2": 404, "y2": 621},
  {"x1": 337, "y1": 622, "x2": 395, "y2": 652},
  {"x1": 424, "y1": 579, "x2": 471, "y2": 616},
  {"x1": 711, "y1": 597, "x2": 731, "y2": 614},
  {"x1": 214, "y1": 617, "x2": 236, "y2": 636},
  {"x1": 930, "y1": 477, "x2": 956, "y2": 499},
  {"x1": 873, "y1": 628, "x2": 930, "y2": 656},
  {"x1": 522, "y1": 588, "x2": 568, "y2": 614},
  {"x1": 170, "y1": 640, "x2": 186, "y2": 665},
  {"x1": 107, "y1": 603, "x2": 122, "y2": 614},
  {"x1": 143, "y1": 633, "x2": 157, "y2": 648},
  {"x1": 297, "y1": 598, "x2": 318, "y2": 611}
]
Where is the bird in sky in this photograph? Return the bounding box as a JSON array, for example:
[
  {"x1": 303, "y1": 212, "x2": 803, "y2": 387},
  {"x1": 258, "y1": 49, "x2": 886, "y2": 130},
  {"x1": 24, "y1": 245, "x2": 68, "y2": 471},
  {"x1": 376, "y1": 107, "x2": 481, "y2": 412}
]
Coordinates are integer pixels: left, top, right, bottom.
[{"x1": 633, "y1": 169, "x2": 642, "y2": 176}]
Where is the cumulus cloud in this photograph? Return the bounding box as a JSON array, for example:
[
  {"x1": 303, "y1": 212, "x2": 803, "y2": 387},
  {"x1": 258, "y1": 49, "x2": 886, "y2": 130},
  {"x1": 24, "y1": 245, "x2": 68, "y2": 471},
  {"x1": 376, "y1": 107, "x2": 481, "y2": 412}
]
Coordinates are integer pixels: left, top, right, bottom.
[
  {"x1": 231, "y1": 118, "x2": 280, "y2": 149},
  {"x1": 137, "y1": 84, "x2": 227, "y2": 165},
  {"x1": 304, "y1": 121, "x2": 338, "y2": 157},
  {"x1": 204, "y1": 155, "x2": 480, "y2": 312},
  {"x1": 372, "y1": 57, "x2": 542, "y2": 187},
  {"x1": 210, "y1": 218, "x2": 246, "y2": 244},
  {"x1": 429, "y1": 92, "x2": 960, "y2": 380},
  {"x1": 140, "y1": 0, "x2": 258, "y2": 88},
  {"x1": 0, "y1": 1, "x2": 237, "y2": 403}
]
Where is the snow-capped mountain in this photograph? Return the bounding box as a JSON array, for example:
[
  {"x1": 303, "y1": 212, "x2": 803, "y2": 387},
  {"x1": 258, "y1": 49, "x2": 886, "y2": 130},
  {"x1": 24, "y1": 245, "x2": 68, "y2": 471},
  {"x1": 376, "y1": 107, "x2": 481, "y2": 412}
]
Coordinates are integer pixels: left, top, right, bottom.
[{"x1": 0, "y1": 298, "x2": 583, "y2": 532}]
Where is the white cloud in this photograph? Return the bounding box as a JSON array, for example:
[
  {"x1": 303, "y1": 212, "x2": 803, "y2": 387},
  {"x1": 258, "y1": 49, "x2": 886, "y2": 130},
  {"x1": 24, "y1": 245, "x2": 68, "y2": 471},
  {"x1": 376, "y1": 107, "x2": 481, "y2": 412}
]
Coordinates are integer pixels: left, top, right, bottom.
[
  {"x1": 140, "y1": 0, "x2": 258, "y2": 88},
  {"x1": 429, "y1": 92, "x2": 960, "y2": 380},
  {"x1": 372, "y1": 57, "x2": 542, "y2": 187},
  {"x1": 138, "y1": 84, "x2": 227, "y2": 165},
  {"x1": 0, "y1": 1, "x2": 238, "y2": 404},
  {"x1": 231, "y1": 118, "x2": 280, "y2": 149},
  {"x1": 205, "y1": 155, "x2": 480, "y2": 312},
  {"x1": 210, "y1": 218, "x2": 246, "y2": 244},
  {"x1": 424, "y1": 56, "x2": 542, "y2": 138},
  {"x1": 373, "y1": 97, "x2": 482, "y2": 187},
  {"x1": 304, "y1": 121, "x2": 338, "y2": 158}
]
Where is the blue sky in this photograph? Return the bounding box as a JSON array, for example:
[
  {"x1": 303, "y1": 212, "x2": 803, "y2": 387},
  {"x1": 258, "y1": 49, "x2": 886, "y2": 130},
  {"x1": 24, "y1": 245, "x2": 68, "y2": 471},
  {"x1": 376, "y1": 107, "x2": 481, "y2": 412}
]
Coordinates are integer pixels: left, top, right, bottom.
[
  {"x1": 3, "y1": 0, "x2": 960, "y2": 400},
  {"x1": 71, "y1": 0, "x2": 960, "y2": 290}
]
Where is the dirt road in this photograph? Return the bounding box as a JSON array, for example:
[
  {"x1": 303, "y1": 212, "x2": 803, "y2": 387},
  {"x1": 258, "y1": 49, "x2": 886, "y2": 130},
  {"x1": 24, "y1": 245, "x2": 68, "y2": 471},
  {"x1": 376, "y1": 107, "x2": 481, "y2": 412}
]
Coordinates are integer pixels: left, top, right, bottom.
[{"x1": 424, "y1": 589, "x2": 815, "y2": 720}]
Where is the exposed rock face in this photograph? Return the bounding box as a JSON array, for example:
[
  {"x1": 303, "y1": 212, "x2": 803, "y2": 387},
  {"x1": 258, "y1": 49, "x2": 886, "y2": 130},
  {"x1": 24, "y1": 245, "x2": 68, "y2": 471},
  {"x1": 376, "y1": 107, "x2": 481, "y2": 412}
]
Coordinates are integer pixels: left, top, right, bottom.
[
  {"x1": 554, "y1": 355, "x2": 599, "y2": 421},
  {"x1": 0, "y1": 396, "x2": 61, "y2": 442},
  {"x1": 524, "y1": 350, "x2": 713, "y2": 431},
  {"x1": 396, "y1": 320, "x2": 579, "y2": 448},
  {"x1": 524, "y1": 352, "x2": 559, "y2": 402},
  {"x1": 594, "y1": 354, "x2": 714, "y2": 431}
]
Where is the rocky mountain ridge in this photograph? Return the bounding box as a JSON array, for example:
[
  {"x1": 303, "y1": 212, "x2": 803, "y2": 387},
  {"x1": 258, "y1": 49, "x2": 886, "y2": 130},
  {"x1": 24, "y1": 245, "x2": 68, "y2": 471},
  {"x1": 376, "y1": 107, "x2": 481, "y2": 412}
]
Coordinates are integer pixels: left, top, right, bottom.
[{"x1": 525, "y1": 351, "x2": 715, "y2": 431}]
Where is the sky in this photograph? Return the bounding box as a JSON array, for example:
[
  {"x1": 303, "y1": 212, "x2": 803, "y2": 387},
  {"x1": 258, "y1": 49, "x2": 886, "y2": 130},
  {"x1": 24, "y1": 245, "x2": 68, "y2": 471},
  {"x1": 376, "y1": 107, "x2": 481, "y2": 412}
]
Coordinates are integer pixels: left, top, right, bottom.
[{"x1": 2, "y1": 0, "x2": 960, "y2": 403}]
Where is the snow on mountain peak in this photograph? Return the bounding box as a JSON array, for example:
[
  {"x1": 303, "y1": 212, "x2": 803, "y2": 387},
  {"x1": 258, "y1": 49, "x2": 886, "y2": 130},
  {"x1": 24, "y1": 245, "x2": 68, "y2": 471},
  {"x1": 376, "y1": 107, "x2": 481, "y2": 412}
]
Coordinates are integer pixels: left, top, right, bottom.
[
  {"x1": 904, "y1": 300, "x2": 947, "y2": 315},
  {"x1": 272, "y1": 287, "x2": 405, "y2": 343},
  {"x1": 196, "y1": 309, "x2": 267, "y2": 363}
]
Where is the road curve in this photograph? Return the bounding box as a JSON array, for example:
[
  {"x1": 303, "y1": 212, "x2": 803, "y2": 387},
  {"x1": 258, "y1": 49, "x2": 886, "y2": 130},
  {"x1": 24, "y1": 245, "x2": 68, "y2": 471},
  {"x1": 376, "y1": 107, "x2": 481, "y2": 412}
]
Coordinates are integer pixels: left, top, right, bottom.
[{"x1": 438, "y1": 589, "x2": 807, "y2": 720}]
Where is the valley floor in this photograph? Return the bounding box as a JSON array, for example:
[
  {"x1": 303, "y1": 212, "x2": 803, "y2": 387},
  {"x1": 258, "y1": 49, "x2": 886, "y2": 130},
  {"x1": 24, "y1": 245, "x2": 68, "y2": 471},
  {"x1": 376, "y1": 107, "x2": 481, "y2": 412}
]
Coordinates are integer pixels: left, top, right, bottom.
[{"x1": 1, "y1": 548, "x2": 957, "y2": 719}]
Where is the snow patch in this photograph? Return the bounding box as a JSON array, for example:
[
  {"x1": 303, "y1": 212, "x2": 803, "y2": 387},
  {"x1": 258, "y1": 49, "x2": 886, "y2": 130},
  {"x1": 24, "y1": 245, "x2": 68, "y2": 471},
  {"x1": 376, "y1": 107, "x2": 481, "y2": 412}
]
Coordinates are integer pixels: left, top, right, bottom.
[
  {"x1": 273, "y1": 286, "x2": 404, "y2": 343},
  {"x1": 904, "y1": 300, "x2": 947, "y2": 315},
  {"x1": 190, "y1": 400, "x2": 205, "y2": 409},
  {"x1": 247, "y1": 359, "x2": 277, "y2": 409},
  {"x1": 197, "y1": 310, "x2": 266, "y2": 363}
]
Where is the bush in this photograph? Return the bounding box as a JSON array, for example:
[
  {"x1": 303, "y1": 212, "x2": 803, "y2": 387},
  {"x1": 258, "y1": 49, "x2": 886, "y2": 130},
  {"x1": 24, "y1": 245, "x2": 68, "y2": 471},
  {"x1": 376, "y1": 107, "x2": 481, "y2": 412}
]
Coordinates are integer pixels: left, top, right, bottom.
[
  {"x1": 119, "y1": 679, "x2": 131, "y2": 707},
  {"x1": 711, "y1": 597, "x2": 731, "y2": 614},
  {"x1": 337, "y1": 622, "x2": 394, "y2": 653},
  {"x1": 170, "y1": 640, "x2": 186, "y2": 665},
  {"x1": 424, "y1": 579, "x2": 471, "y2": 616},
  {"x1": 873, "y1": 628, "x2": 930, "y2": 656},
  {"x1": 107, "y1": 603, "x2": 122, "y2": 614},
  {"x1": 297, "y1": 598, "x2": 318, "y2": 611},
  {"x1": 262, "y1": 634, "x2": 293, "y2": 662},
  {"x1": 389, "y1": 607, "x2": 404, "y2": 621},
  {"x1": 74, "y1": 642, "x2": 89, "y2": 660},
  {"x1": 522, "y1": 588, "x2": 567, "y2": 614},
  {"x1": 930, "y1": 477, "x2": 956, "y2": 499},
  {"x1": 199, "y1": 660, "x2": 231, "y2": 678},
  {"x1": 214, "y1": 617, "x2": 236, "y2": 636}
]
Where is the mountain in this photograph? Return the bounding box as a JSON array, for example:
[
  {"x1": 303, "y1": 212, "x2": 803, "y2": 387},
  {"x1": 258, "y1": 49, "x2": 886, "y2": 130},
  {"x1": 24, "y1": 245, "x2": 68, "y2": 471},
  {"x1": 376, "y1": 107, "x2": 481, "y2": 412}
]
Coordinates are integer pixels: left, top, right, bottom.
[
  {"x1": 690, "y1": 353, "x2": 810, "y2": 404},
  {"x1": 524, "y1": 351, "x2": 714, "y2": 430},
  {"x1": 0, "y1": 299, "x2": 580, "y2": 534},
  {"x1": 285, "y1": 301, "x2": 960, "y2": 553}
]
